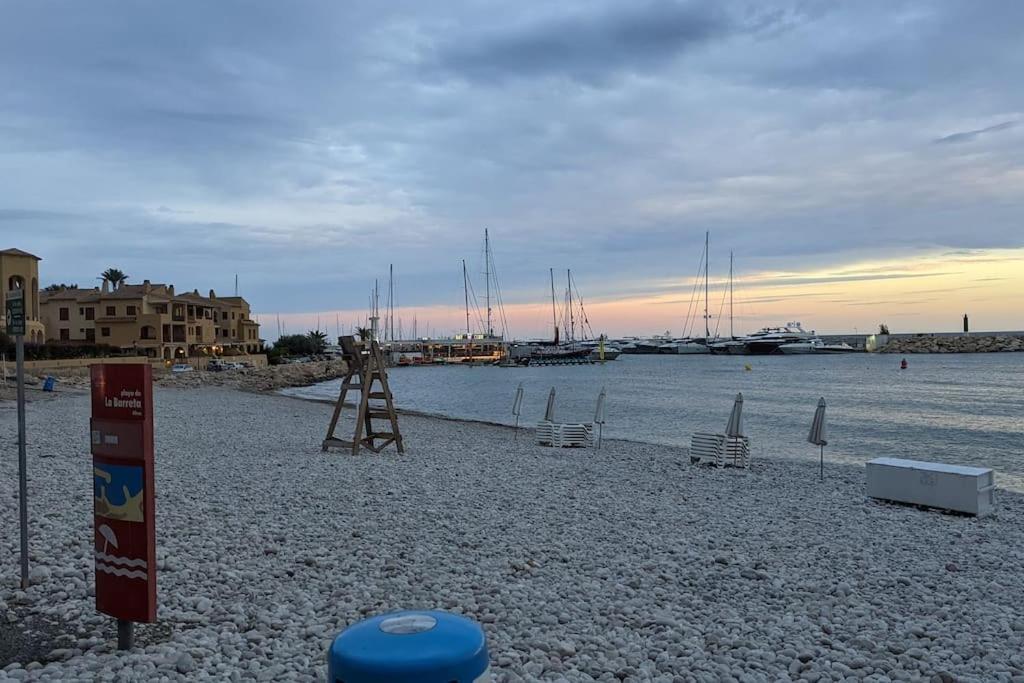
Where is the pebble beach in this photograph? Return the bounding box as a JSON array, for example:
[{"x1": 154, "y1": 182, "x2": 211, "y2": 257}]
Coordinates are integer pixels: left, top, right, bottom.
[{"x1": 2, "y1": 387, "x2": 1024, "y2": 682}]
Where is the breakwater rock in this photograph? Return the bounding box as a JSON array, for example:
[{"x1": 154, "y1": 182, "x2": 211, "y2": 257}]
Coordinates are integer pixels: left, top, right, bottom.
[
  {"x1": 155, "y1": 359, "x2": 349, "y2": 392},
  {"x1": 880, "y1": 335, "x2": 1024, "y2": 354},
  {"x1": 8, "y1": 359, "x2": 350, "y2": 397}
]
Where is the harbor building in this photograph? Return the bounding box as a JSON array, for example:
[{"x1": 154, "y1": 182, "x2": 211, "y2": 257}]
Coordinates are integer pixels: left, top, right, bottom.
[
  {"x1": 0, "y1": 248, "x2": 46, "y2": 343},
  {"x1": 40, "y1": 280, "x2": 261, "y2": 359}
]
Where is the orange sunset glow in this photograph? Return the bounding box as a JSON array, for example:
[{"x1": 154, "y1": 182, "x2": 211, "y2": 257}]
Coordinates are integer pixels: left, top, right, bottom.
[{"x1": 262, "y1": 248, "x2": 1023, "y2": 340}]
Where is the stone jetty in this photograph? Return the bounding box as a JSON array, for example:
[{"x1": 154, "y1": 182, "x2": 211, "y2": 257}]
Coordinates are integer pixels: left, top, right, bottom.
[{"x1": 880, "y1": 334, "x2": 1024, "y2": 354}]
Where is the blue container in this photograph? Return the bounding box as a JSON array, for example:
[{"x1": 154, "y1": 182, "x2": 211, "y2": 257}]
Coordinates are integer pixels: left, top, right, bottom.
[
  {"x1": 42, "y1": 376, "x2": 56, "y2": 392},
  {"x1": 328, "y1": 610, "x2": 489, "y2": 683}
]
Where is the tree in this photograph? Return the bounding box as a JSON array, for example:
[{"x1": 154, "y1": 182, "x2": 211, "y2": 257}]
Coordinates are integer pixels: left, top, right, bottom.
[
  {"x1": 271, "y1": 334, "x2": 316, "y2": 357},
  {"x1": 100, "y1": 268, "x2": 128, "y2": 289},
  {"x1": 879, "y1": 323, "x2": 890, "y2": 335},
  {"x1": 307, "y1": 330, "x2": 327, "y2": 354},
  {"x1": 356, "y1": 327, "x2": 372, "y2": 342},
  {"x1": 43, "y1": 283, "x2": 78, "y2": 292}
]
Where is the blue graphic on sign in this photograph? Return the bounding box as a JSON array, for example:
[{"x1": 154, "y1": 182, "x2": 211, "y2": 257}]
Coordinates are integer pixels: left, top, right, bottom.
[{"x1": 93, "y1": 463, "x2": 144, "y2": 523}]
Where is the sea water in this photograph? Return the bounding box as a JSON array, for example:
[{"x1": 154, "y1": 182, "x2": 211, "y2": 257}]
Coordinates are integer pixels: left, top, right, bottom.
[{"x1": 284, "y1": 354, "x2": 1024, "y2": 481}]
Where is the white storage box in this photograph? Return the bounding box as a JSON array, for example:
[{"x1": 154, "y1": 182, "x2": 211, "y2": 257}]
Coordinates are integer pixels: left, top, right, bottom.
[{"x1": 866, "y1": 457, "x2": 995, "y2": 516}]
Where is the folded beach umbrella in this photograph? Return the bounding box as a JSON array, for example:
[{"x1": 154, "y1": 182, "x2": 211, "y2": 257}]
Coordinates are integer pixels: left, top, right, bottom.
[
  {"x1": 544, "y1": 387, "x2": 556, "y2": 422},
  {"x1": 594, "y1": 386, "x2": 607, "y2": 449},
  {"x1": 808, "y1": 397, "x2": 827, "y2": 480},
  {"x1": 512, "y1": 383, "x2": 524, "y2": 439},
  {"x1": 725, "y1": 392, "x2": 744, "y2": 438}
]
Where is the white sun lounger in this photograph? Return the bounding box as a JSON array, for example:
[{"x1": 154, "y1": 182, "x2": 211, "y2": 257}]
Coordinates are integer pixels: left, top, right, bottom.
[{"x1": 690, "y1": 433, "x2": 749, "y2": 468}]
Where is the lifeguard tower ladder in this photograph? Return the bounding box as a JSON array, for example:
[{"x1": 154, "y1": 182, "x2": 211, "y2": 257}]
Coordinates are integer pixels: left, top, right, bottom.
[{"x1": 322, "y1": 337, "x2": 404, "y2": 455}]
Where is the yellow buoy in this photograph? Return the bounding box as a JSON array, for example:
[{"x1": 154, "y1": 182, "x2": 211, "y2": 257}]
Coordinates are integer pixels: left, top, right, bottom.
[{"x1": 744, "y1": 363, "x2": 752, "y2": 371}]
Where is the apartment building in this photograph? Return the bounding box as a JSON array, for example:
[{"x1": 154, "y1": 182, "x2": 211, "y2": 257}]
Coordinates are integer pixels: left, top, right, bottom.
[
  {"x1": 1, "y1": 248, "x2": 46, "y2": 343},
  {"x1": 40, "y1": 279, "x2": 262, "y2": 359}
]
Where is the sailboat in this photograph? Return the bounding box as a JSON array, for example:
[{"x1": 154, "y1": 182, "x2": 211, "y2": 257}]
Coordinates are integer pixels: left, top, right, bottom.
[
  {"x1": 708, "y1": 251, "x2": 746, "y2": 354},
  {"x1": 663, "y1": 232, "x2": 712, "y2": 354},
  {"x1": 451, "y1": 229, "x2": 508, "y2": 364},
  {"x1": 530, "y1": 269, "x2": 598, "y2": 363}
]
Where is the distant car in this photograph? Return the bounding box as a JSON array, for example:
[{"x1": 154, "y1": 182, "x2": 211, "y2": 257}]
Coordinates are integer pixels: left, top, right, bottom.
[
  {"x1": 170, "y1": 364, "x2": 194, "y2": 373},
  {"x1": 207, "y1": 360, "x2": 227, "y2": 372}
]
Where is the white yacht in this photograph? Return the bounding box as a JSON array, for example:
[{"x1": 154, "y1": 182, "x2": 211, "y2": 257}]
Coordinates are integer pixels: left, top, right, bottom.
[
  {"x1": 778, "y1": 339, "x2": 856, "y2": 354},
  {"x1": 659, "y1": 339, "x2": 711, "y2": 354},
  {"x1": 736, "y1": 323, "x2": 816, "y2": 355}
]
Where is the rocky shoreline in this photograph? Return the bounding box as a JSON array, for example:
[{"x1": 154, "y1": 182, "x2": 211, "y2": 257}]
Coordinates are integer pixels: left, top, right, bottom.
[
  {"x1": 880, "y1": 335, "x2": 1024, "y2": 354},
  {"x1": 154, "y1": 359, "x2": 349, "y2": 392},
  {"x1": 1, "y1": 359, "x2": 349, "y2": 399}
]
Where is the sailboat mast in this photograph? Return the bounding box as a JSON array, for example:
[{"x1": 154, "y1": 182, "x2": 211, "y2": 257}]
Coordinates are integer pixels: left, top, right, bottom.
[
  {"x1": 550, "y1": 268, "x2": 558, "y2": 343},
  {"x1": 388, "y1": 263, "x2": 394, "y2": 342},
  {"x1": 462, "y1": 259, "x2": 471, "y2": 338},
  {"x1": 729, "y1": 251, "x2": 734, "y2": 339},
  {"x1": 704, "y1": 231, "x2": 710, "y2": 340},
  {"x1": 484, "y1": 229, "x2": 492, "y2": 337},
  {"x1": 567, "y1": 269, "x2": 575, "y2": 343}
]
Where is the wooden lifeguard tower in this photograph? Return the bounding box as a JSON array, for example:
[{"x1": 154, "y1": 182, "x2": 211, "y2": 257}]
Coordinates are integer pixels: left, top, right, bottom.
[{"x1": 322, "y1": 336, "x2": 404, "y2": 455}]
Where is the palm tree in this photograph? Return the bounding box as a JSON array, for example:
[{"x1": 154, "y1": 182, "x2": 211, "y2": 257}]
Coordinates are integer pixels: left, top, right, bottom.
[
  {"x1": 307, "y1": 330, "x2": 328, "y2": 354},
  {"x1": 356, "y1": 327, "x2": 372, "y2": 342},
  {"x1": 100, "y1": 268, "x2": 128, "y2": 290}
]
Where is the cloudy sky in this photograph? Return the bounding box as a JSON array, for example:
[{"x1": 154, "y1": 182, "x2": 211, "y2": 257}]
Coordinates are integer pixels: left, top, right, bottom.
[{"x1": 2, "y1": 0, "x2": 1022, "y2": 339}]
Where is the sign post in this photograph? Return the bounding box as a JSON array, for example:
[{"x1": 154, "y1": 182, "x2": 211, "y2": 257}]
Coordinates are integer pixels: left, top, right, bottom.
[
  {"x1": 6, "y1": 288, "x2": 28, "y2": 589},
  {"x1": 90, "y1": 363, "x2": 157, "y2": 649}
]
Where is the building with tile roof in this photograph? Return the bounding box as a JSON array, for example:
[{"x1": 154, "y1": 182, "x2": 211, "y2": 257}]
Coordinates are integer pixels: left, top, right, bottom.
[{"x1": 39, "y1": 278, "x2": 262, "y2": 360}]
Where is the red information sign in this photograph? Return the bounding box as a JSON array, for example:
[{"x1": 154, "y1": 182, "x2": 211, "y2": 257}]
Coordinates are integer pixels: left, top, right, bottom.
[{"x1": 90, "y1": 363, "x2": 156, "y2": 623}]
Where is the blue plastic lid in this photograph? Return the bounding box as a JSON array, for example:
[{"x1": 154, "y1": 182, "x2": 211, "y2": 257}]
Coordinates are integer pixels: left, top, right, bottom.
[{"x1": 328, "y1": 610, "x2": 489, "y2": 683}]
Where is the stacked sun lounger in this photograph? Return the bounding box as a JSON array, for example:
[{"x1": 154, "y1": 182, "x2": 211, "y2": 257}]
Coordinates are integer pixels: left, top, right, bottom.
[
  {"x1": 536, "y1": 420, "x2": 555, "y2": 446},
  {"x1": 690, "y1": 433, "x2": 750, "y2": 468},
  {"x1": 537, "y1": 421, "x2": 593, "y2": 448}
]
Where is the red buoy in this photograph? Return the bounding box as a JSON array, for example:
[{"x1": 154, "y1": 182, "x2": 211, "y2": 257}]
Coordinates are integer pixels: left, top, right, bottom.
[{"x1": 900, "y1": 358, "x2": 908, "y2": 370}]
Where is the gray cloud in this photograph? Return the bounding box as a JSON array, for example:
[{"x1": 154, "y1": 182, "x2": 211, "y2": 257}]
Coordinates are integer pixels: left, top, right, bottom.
[
  {"x1": 0, "y1": 0, "x2": 1021, "y2": 334},
  {"x1": 434, "y1": 1, "x2": 735, "y2": 84},
  {"x1": 934, "y1": 121, "x2": 1018, "y2": 144}
]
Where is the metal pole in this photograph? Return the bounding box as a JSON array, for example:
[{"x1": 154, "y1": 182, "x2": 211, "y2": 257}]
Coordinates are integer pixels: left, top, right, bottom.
[
  {"x1": 484, "y1": 229, "x2": 492, "y2": 337},
  {"x1": 117, "y1": 619, "x2": 134, "y2": 650},
  {"x1": 17, "y1": 334, "x2": 28, "y2": 589},
  {"x1": 550, "y1": 268, "x2": 557, "y2": 344},
  {"x1": 567, "y1": 269, "x2": 574, "y2": 344},
  {"x1": 704, "y1": 231, "x2": 710, "y2": 340},
  {"x1": 462, "y1": 260, "x2": 470, "y2": 338},
  {"x1": 820, "y1": 444, "x2": 824, "y2": 481}
]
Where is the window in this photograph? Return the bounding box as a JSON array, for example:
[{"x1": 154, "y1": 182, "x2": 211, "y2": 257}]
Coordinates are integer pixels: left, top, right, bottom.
[
  {"x1": 232, "y1": 312, "x2": 236, "y2": 319},
  {"x1": 59, "y1": 328, "x2": 69, "y2": 341},
  {"x1": 84, "y1": 307, "x2": 95, "y2": 321},
  {"x1": 85, "y1": 329, "x2": 95, "y2": 342},
  {"x1": 100, "y1": 327, "x2": 111, "y2": 337},
  {"x1": 127, "y1": 305, "x2": 137, "y2": 315},
  {"x1": 59, "y1": 307, "x2": 69, "y2": 321},
  {"x1": 106, "y1": 306, "x2": 116, "y2": 316}
]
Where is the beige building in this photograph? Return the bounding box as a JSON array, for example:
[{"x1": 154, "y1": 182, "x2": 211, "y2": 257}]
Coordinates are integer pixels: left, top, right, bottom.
[
  {"x1": 1, "y1": 248, "x2": 46, "y2": 343},
  {"x1": 40, "y1": 279, "x2": 262, "y2": 360}
]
